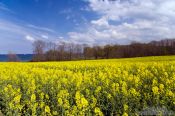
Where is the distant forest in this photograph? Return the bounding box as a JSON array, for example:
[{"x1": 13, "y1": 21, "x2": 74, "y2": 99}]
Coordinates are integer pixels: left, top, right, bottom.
[{"x1": 30, "y1": 39, "x2": 175, "y2": 62}]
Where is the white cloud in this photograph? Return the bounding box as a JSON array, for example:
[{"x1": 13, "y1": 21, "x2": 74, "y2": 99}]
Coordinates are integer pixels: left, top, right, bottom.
[
  {"x1": 68, "y1": 26, "x2": 127, "y2": 45},
  {"x1": 0, "y1": 3, "x2": 8, "y2": 11},
  {"x1": 41, "y1": 35, "x2": 49, "y2": 39},
  {"x1": 27, "y1": 24, "x2": 56, "y2": 33},
  {"x1": 91, "y1": 17, "x2": 109, "y2": 27},
  {"x1": 58, "y1": 36, "x2": 64, "y2": 39},
  {"x1": 68, "y1": 31, "x2": 95, "y2": 43},
  {"x1": 0, "y1": 2, "x2": 14, "y2": 13},
  {"x1": 68, "y1": 0, "x2": 175, "y2": 44},
  {"x1": 25, "y1": 35, "x2": 35, "y2": 42},
  {"x1": 0, "y1": 19, "x2": 58, "y2": 42},
  {"x1": 0, "y1": 19, "x2": 61, "y2": 53}
]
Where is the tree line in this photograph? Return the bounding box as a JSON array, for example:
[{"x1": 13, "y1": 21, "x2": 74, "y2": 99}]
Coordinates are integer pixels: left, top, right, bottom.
[{"x1": 31, "y1": 39, "x2": 175, "y2": 62}]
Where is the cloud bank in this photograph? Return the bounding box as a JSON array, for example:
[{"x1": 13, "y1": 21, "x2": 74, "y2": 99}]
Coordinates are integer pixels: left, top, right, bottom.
[{"x1": 68, "y1": 0, "x2": 175, "y2": 44}]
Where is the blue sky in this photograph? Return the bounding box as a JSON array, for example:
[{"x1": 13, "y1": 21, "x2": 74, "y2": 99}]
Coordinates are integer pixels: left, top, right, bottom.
[
  {"x1": 1, "y1": 0, "x2": 175, "y2": 53},
  {"x1": 0, "y1": 0, "x2": 96, "y2": 53}
]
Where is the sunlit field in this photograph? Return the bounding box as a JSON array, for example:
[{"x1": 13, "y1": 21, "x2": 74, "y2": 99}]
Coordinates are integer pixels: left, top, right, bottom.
[{"x1": 0, "y1": 56, "x2": 175, "y2": 115}]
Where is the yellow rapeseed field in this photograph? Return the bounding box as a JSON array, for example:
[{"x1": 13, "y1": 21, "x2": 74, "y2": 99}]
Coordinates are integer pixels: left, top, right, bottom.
[{"x1": 0, "y1": 56, "x2": 175, "y2": 115}]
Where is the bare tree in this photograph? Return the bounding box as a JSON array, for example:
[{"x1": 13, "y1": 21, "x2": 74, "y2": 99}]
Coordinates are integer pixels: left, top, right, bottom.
[
  {"x1": 104, "y1": 45, "x2": 112, "y2": 59},
  {"x1": 83, "y1": 46, "x2": 94, "y2": 60},
  {"x1": 32, "y1": 40, "x2": 46, "y2": 61},
  {"x1": 74, "y1": 44, "x2": 83, "y2": 59},
  {"x1": 45, "y1": 42, "x2": 57, "y2": 61},
  {"x1": 31, "y1": 38, "x2": 175, "y2": 62},
  {"x1": 67, "y1": 43, "x2": 75, "y2": 60},
  {"x1": 57, "y1": 41, "x2": 66, "y2": 61}
]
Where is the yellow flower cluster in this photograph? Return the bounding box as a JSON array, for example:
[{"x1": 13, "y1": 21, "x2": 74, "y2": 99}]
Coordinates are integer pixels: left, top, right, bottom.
[{"x1": 0, "y1": 57, "x2": 175, "y2": 115}]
